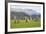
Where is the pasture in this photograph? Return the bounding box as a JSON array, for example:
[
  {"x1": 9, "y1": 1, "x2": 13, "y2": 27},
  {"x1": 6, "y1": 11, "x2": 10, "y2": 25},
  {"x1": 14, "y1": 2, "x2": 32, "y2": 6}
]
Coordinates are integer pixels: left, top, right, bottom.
[{"x1": 10, "y1": 19, "x2": 41, "y2": 28}]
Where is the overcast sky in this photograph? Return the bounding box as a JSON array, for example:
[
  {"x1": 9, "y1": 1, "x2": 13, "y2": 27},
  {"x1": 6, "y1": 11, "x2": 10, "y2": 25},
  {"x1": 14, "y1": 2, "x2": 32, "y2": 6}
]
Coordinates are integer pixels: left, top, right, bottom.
[{"x1": 10, "y1": 5, "x2": 41, "y2": 13}]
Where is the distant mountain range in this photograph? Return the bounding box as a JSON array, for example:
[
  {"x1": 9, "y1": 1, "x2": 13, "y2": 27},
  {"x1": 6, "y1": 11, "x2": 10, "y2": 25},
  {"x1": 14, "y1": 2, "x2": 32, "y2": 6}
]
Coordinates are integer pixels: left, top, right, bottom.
[
  {"x1": 11, "y1": 11, "x2": 30, "y2": 17},
  {"x1": 23, "y1": 9, "x2": 40, "y2": 16},
  {"x1": 11, "y1": 12, "x2": 30, "y2": 19},
  {"x1": 10, "y1": 9, "x2": 41, "y2": 19},
  {"x1": 11, "y1": 9, "x2": 40, "y2": 15}
]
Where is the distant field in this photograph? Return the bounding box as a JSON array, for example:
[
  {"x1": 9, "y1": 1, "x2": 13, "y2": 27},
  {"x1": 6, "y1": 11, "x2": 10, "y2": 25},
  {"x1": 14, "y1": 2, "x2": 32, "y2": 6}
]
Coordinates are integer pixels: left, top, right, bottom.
[{"x1": 10, "y1": 19, "x2": 41, "y2": 28}]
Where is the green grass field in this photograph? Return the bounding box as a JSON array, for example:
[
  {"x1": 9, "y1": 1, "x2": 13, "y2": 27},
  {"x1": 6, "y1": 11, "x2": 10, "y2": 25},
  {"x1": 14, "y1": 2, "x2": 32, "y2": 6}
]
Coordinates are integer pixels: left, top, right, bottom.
[{"x1": 10, "y1": 19, "x2": 41, "y2": 28}]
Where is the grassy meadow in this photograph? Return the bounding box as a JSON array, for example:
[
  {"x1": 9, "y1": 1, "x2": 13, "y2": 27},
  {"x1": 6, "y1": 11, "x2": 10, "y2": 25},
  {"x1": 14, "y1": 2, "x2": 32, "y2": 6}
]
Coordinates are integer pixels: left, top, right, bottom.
[{"x1": 10, "y1": 19, "x2": 41, "y2": 28}]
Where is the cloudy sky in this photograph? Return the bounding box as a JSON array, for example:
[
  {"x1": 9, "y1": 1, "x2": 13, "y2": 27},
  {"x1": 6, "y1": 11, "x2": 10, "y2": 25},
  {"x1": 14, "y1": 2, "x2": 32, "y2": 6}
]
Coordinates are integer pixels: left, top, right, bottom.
[{"x1": 10, "y1": 5, "x2": 41, "y2": 13}]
